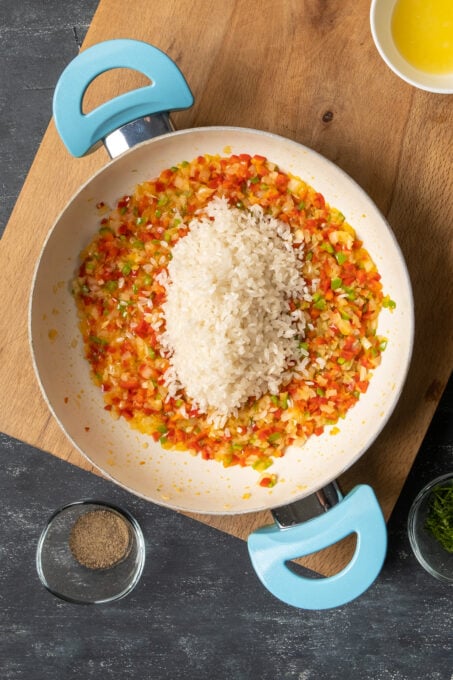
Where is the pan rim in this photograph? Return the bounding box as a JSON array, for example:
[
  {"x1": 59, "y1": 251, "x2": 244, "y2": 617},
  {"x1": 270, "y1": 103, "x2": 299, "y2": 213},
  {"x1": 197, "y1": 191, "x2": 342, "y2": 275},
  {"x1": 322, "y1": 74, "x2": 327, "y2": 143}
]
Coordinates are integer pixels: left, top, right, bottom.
[{"x1": 28, "y1": 125, "x2": 414, "y2": 515}]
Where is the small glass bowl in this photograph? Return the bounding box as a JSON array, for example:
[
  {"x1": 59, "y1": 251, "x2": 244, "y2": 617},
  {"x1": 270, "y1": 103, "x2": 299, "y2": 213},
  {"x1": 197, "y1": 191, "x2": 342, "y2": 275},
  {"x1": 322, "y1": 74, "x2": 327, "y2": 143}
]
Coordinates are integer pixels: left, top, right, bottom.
[
  {"x1": 408, "y1": 473, "x2": 453, "y2": 583},
  {"x1": 36, "y1": 500, "x2": 145, "y2": 604}
]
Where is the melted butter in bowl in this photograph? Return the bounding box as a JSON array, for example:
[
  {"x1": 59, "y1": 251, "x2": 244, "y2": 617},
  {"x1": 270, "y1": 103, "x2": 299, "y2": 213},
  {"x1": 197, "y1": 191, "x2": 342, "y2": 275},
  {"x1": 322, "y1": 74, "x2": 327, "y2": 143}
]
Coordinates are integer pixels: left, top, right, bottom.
[
  {"x1": 370, "y1": 0, "x2": 453, "y2": 93},
  {"x1": 392, "y1": 0, "x2": 453, "y2": 74}
]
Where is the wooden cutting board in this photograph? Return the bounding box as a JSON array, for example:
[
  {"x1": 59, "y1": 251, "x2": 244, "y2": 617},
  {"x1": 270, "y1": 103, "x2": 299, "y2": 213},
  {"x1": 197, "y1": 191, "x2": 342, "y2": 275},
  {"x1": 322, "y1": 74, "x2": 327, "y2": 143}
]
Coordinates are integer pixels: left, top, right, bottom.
[{"x1": 1, "y1": 0, "x2": 452, "y2": 576}]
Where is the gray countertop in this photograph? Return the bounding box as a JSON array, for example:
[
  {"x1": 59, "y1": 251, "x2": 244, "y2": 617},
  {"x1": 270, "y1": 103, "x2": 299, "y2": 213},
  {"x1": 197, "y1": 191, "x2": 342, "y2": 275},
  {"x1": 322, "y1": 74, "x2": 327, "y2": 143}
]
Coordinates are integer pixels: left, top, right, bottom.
[{"x1": 1, "y1": 2, "x2": 452, "y2": 678}]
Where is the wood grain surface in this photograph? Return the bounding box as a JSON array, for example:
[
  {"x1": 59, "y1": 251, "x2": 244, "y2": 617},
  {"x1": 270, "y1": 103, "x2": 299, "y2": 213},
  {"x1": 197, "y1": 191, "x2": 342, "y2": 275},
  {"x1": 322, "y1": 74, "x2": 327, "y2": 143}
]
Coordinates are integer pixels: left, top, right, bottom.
[{"x1": 1, "y1": 0, "x2": 452, "y2": 576}]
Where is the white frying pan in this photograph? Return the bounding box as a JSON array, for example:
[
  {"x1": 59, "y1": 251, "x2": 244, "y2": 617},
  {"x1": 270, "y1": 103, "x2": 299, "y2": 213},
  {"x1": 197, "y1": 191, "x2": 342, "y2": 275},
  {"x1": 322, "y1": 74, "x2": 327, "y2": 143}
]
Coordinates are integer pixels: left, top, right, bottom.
[{"x1": 29, "y1": 40, "x2": 413, "y2": 609}]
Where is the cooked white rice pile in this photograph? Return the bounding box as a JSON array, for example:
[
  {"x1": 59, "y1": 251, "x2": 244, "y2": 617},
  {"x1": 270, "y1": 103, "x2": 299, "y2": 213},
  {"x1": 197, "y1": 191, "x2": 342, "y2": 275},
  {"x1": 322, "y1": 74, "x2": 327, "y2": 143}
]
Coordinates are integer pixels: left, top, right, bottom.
[{"x1": 158, "y1": 196, "x2": 311, "y2": 427}]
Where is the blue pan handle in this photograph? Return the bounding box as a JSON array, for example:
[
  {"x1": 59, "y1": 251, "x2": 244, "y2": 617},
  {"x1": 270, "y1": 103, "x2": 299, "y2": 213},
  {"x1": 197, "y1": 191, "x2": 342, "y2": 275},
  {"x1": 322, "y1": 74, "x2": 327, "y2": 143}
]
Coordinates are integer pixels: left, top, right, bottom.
[
  {"x1": 247, "y1": 484, "x2": 387, "y2": 609},
  {"x1": 53, "y1": 39, "x2": 193, "y2": 157}
]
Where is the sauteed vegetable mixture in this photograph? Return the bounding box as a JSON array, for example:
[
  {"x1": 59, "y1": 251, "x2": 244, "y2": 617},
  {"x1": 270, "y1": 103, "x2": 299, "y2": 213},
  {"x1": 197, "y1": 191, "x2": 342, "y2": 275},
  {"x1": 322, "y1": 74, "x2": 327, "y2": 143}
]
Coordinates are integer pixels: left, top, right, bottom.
[{"x1": 73, "y1": 154, "x2": 390, "y2": 486}]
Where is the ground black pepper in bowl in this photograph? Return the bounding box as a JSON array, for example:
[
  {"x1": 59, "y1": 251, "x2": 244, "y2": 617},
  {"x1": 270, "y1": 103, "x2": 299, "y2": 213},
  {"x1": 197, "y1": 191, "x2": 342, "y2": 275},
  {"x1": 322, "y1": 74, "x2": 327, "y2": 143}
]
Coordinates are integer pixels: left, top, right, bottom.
[
  {"x1": 69, "y1": 509, "x2": 132, "y2": 569},
  {"x1": 36, "y1": 501, "x2": 145, "y2": 603}
]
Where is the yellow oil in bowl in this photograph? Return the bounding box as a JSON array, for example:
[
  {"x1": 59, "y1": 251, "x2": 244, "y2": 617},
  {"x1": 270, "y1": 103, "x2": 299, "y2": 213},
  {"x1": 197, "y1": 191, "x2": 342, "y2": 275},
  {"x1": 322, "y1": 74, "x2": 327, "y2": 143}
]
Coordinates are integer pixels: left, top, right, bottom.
[{"x1": 392, "y1": 0, "x2": 453, "y2": 74}]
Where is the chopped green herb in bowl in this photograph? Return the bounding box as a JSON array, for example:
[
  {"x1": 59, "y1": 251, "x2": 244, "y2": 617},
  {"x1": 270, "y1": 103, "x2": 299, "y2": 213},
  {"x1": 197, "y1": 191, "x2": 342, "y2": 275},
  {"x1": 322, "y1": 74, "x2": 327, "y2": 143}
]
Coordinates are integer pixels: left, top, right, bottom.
[
  {"x1": 408, "y1": 473, "x2": 453, "y2": 583},
  {"x1": 425, "y1": 485, "x2": 453, "y2": 553}
]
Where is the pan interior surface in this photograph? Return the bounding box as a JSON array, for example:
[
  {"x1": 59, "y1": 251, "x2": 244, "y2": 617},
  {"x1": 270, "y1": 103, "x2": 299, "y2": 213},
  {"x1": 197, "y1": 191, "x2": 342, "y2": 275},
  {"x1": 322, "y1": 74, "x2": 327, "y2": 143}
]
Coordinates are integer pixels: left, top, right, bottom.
[{"x1": 29, "y1": 127, "x2": 413, "y2": 514}]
